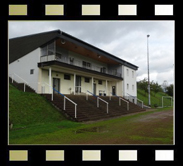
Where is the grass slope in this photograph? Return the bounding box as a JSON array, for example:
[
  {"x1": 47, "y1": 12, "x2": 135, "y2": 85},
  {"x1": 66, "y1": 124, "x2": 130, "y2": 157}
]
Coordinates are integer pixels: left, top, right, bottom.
[
  {"x1": 9, "y1": 84, "x2": 67, "y2": 128},
  {"x1": 137, "y1": 88, "x2": 172, "y2": 107}
]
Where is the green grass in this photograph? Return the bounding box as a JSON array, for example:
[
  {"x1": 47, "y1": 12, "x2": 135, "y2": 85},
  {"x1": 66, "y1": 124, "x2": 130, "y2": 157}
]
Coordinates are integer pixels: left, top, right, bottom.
[
  {"x1": 137, "y1": 88, "x2": 172, "y2": 108},
  {"x1": 9, "y1": 84, "x2": 67, "y2": 128},
  {"x1": 9, "y1": 107, "x2": 173, "y2": 144},
  {"x1": 9, "y1": 84, "x2": 173, "y2": 145}
]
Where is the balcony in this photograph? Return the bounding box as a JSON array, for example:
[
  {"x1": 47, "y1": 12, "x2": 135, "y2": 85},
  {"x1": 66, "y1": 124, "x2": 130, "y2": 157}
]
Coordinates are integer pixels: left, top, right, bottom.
[{"x1": 40, "y1": 54, "x2": 122, "y2": 78}]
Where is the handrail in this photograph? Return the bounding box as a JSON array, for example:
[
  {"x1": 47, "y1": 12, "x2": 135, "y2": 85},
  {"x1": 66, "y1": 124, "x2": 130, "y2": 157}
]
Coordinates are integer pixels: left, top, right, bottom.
[
  {"x1": 43, "y1": 82, "x2": 54, "y2": 101},
  {"x1": 97, "y1": 97, "x2": 109, "y2": 114},
  {"x1": 111, "y1": 93, "x2": 129, "y2": 111},
  {"x1": 53, "y1": 88, "x2": 77, "y2": 118},
  {"x1": 126, "y1": 93, "x2": 143, "y2": 108},
  {"x1": 9, "y1": 73, "x2": 28, "y2": 92},
  {"x1": 86, "y1": 90, "x2": 109, "y2": 114},
  {"x1": 137, "y1": 98, "x2": 144, "y2": 108}
]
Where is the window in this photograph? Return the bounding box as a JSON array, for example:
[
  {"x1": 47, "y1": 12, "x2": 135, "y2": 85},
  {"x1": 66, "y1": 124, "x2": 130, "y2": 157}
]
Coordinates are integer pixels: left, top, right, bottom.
[
  {"x1": 85, "y1": 77, "x2": 90, "y2": 83},
  {"x1": 98, "y1": 80, "x2": 102, "y2": 85},
  {"x1": 132, "y1": 71, "x2": 134, "y2": 78},
  {"x1": 132, "y1": 85, "x2": 134, "y2": 91},
  {"x1": 126, "y1": 69, "x2": 129, "y2": 76},
  {"x1": 41, "y1": 41, "x2": 55, "y2": 56},
  {"x1": 127, "y1": 83, "x2": 129, "y2": 90},
  {"x1": 70, "y1": 57, "x2": 74, "y2": 65},
  {"x1": 30, "y1": 69, "x2": 34, "y2": 75},
  {"x1": 83, "y1": 61, "x2": 91, "y2": 69},
  {"x1": 64, "y1": 74, "x2": 71, "y2": 80},
  {"x1": 100, "y1": 67, "x2": 106, "y2": 73},
  {"x1": 55, "y1": 53, "x2": 62, "y2": 60}
]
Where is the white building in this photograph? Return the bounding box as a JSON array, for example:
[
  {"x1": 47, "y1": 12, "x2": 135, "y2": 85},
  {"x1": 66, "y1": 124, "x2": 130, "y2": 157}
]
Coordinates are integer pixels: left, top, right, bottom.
[{"x1": 9, "y1": 30, "x2": 138, "y2": 100}]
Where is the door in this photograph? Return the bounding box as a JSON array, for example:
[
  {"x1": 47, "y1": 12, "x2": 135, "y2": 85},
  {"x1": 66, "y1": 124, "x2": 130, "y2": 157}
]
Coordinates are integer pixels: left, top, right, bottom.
[
  {"x1": 93, "y1": 83, "x2": 96, "y2": 95},
  {"x1": 76, "y1": 76, "x2": 81, "y2": 93},
  {"x1": 112, "y1": 86, "x2": 116, "y2": 95},
  {"x1": 53, "y1": 78, "x2": 60, "y2": 94}
]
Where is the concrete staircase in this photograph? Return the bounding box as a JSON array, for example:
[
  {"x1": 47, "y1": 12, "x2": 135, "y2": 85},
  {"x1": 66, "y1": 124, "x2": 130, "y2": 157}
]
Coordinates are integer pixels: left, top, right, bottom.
[
  {"x1": 9, "y1": 76, "x2": 146, "y2": 122},
  {"x1": 43, "y1": 94, "x2": 146, "y2": 122}
]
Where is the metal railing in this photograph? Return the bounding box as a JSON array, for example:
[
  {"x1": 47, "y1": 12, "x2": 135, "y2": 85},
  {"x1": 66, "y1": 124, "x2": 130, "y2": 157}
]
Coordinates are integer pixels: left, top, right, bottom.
[
  {"x1": 86, "y1": 90, "x2": 109, "y2": 114},
  {"x1": 53, "y1": 88, "x2": 77, "y2": 118},
  {"x1": 9, "y1": 73, "x2": 28, "y2": 92},
  {"x1": 126, "y1": 93, "x2": 144, "y2": 108},
  {"x1": 40, "y1": 54, "x2": 121, "y2": 77},
  {"x1": 111, "y1": 92, "x2": 129, "y2": 111}
]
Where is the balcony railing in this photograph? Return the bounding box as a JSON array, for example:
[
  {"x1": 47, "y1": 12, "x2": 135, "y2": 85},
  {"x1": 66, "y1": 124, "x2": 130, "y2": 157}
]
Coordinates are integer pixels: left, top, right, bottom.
[{"x1": 40, "y1": 54, "x2": 121, "y2": 77}]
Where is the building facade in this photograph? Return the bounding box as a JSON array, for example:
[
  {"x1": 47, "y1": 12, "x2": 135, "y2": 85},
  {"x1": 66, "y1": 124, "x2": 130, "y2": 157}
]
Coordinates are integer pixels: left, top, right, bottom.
[{"x1": 9, "y1": 30, "x2": 138, "y2": 99}]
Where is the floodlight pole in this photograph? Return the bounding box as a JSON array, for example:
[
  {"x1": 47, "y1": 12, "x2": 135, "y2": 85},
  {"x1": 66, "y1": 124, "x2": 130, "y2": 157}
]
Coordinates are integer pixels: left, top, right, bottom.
[{"x1": 147, "y1": 35, "x2": 151, "y2": 106}]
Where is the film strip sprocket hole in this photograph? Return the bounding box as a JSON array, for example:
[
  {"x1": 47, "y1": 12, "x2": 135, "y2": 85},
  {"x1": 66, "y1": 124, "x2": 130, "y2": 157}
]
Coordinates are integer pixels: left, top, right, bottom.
[
  {"x1": 8, "y1": 4, "x2": 174, "y2": 16},
  {"x1": 8, "y1": 149, "x2": 175, "y2": 162}
]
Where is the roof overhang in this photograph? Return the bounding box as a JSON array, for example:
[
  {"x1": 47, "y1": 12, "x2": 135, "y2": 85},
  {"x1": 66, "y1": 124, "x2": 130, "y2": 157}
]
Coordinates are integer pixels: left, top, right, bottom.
[{"x1": 58, "y1": 31, "x2": 138, "y2": 70}]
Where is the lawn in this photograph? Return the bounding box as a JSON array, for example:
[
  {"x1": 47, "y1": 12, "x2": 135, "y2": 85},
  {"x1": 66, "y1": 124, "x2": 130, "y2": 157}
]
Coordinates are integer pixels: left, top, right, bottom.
[
  {"x1": 9, "y1": 107, "x2": 173, "y2": 145},
  {"x1": 9, "y1": 84, "x2": 173, "y2": 145}
]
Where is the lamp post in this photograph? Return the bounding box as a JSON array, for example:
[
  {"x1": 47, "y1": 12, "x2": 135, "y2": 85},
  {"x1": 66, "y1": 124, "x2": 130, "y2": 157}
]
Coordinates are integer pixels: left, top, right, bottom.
[{"x1": 147, "y1": 35, "x2": 151, "y2": 106}]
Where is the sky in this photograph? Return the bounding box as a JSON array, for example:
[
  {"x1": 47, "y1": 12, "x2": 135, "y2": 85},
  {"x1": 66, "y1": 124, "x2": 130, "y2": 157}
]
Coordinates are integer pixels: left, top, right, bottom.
[{"x1": 8, "y1": 21, "x2": 174, "y2": 85}]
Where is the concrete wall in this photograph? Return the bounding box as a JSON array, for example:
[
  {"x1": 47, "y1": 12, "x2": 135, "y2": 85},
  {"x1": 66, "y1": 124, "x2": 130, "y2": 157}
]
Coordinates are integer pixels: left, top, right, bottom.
[
  {"x1": 41, "y1": 70, "x2": 108, "y2": 95},
  {"x1": 9, "y1": 48, "x2": 41, "y2": 92},
  {"x1": 122, "y1": 65, "x2": 137, "y2": 97}
]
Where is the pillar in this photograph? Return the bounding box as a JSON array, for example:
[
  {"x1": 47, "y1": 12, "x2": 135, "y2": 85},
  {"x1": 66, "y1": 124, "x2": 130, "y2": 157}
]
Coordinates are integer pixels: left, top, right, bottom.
[
  {"x1": 74, "y1": 73, "x2": 76, "y2": 95},
  {"x1": 106, "y1": 80, "x2": 108, "y2": 96},
  {"x1": 49, "y1": 67, "x2": 52, "y2": 93},
  {"x1": 91, "y1": 77, "x2": 93, "y2": 93}
]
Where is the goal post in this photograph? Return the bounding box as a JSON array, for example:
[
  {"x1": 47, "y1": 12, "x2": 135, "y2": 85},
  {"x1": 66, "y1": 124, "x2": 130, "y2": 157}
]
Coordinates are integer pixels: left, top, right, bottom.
[{"x1": 162, "y1": 96, "x2": 173, "y2": 108}]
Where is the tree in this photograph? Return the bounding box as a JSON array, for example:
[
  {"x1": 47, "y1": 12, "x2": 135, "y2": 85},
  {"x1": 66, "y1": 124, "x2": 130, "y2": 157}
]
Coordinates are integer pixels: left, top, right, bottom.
[
  {"x1": 137, "y1": 78, "x2": 148, "y2": 96},
  {"x1": 162, "y1": 80, "x2": 168, "y2": 92},
  {"x1": 166, "y1": 84, "x2": 173, "y2": 97},
  {"x1": 151, "y1": 81, "x2": 162, "y2": 97}
]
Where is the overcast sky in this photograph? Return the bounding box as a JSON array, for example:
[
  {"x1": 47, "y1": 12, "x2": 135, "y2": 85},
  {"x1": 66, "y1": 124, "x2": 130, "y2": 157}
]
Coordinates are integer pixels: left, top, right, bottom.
[{"x1": 8, "y1": 21, "x2": 174, "y2": 85}]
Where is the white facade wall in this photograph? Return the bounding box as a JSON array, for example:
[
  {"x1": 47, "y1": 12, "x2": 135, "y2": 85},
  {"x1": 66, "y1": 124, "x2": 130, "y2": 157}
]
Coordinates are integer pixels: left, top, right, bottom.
[
  {"x1": 41, "y1": 70, "x2": 109, "y2": 95},
  {"x1": 9, "y1": 48, "x2": 41, "y2": 92},
  {"x1": 122, "y1": 65, "x2": 137, "y2": 98},
  {"x1": 56, "y1": 47, "x2": 109, "y2": 72}
]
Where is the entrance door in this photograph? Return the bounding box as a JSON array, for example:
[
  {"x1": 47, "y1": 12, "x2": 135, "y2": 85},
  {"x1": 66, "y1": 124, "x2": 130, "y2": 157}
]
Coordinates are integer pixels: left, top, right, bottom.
[
  {"x1": 76, "y1": 76, "x2": 81, "y2": 93},
  {"x1": 112, "y1": 86, "x2": 116, "y2": 95},
  {"x1": 93, "y1": 83, "x2": 96, "y2": 95},
  {"x1": 53, "y1": 78, "x2": 60, "y2": 94}
]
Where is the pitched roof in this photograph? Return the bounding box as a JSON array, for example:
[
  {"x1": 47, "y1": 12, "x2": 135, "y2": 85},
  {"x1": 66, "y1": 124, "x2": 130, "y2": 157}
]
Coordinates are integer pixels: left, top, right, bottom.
[
  {"x1": 9, "y1": 29, "x2": 138, "y2": 70},
  {"x1": 9, "y1": 30, "x2": 61, "y2": 63}
]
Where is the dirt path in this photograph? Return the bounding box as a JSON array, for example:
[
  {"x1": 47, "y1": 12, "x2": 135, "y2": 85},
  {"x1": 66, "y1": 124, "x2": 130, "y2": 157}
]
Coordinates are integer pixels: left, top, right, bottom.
[{"x1": 133, "y1": 109, "x2": 173, "y2": 122}]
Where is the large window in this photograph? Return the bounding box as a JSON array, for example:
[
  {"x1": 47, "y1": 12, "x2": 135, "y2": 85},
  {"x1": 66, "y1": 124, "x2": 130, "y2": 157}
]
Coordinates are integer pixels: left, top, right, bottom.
[
  {"x1": 83, "y1": 61, "x2": 91, "y2": 69},
  {"x1": 41, "y1": 41, "x2": 55, "y2": 56},
  {"x1": 100, "y1": 67, "x2": 106, "y2": 73},
  {"x1": 64, "y1": 74, "x2": 71, "y2": 80}
]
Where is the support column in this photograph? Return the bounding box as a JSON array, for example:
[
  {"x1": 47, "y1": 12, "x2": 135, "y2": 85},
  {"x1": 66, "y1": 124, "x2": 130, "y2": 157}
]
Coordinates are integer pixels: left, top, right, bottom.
[
  {"x1": 49, "y1": 67, "x2": 52, "y2": 93},
  {"x1": 91, "y1": 77, "x2": 93, "y2": 93},
  {"x1": 106, "y1": 80, "x2": 108, "y2": 96},
  {"x1": 74, "y1": 73, "x2": 76, "y2": 95},
  {"x1": 116, "y1": 81, "x2": 118, "y2": 96}
]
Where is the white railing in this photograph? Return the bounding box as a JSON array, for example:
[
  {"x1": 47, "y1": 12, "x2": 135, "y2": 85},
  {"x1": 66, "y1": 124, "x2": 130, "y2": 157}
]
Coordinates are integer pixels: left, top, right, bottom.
[
  {"x1": 126, "y1": 93, "x2": 144, "y2": 108},
  {"x1": 42, "y1": 82, "x2": 53, "y2": 101},
  {"x1": 53, "y1": 88, "x2": 77, "y2": 118},
  {"x1": 40, "y1": 54, "x2": 121, "y2": 77},
  {"x1": 137, "y1": 98, "x2": 144, "y2": 108},
  {"x1": 97, "y1": 97, "x2": 109, "y2": 114},
  {"x1": 110, "y1": 92, "x2": 129, "y2": 111},
  {"x1": 86, "y1": 90, "x2": 109, "y2": 114},
  {"x1": 119, "y1": 97, "x2": 129, "y2": 111},
  {"x1": 10, "y1": 73, "x2": 28, "y2": 92}
]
